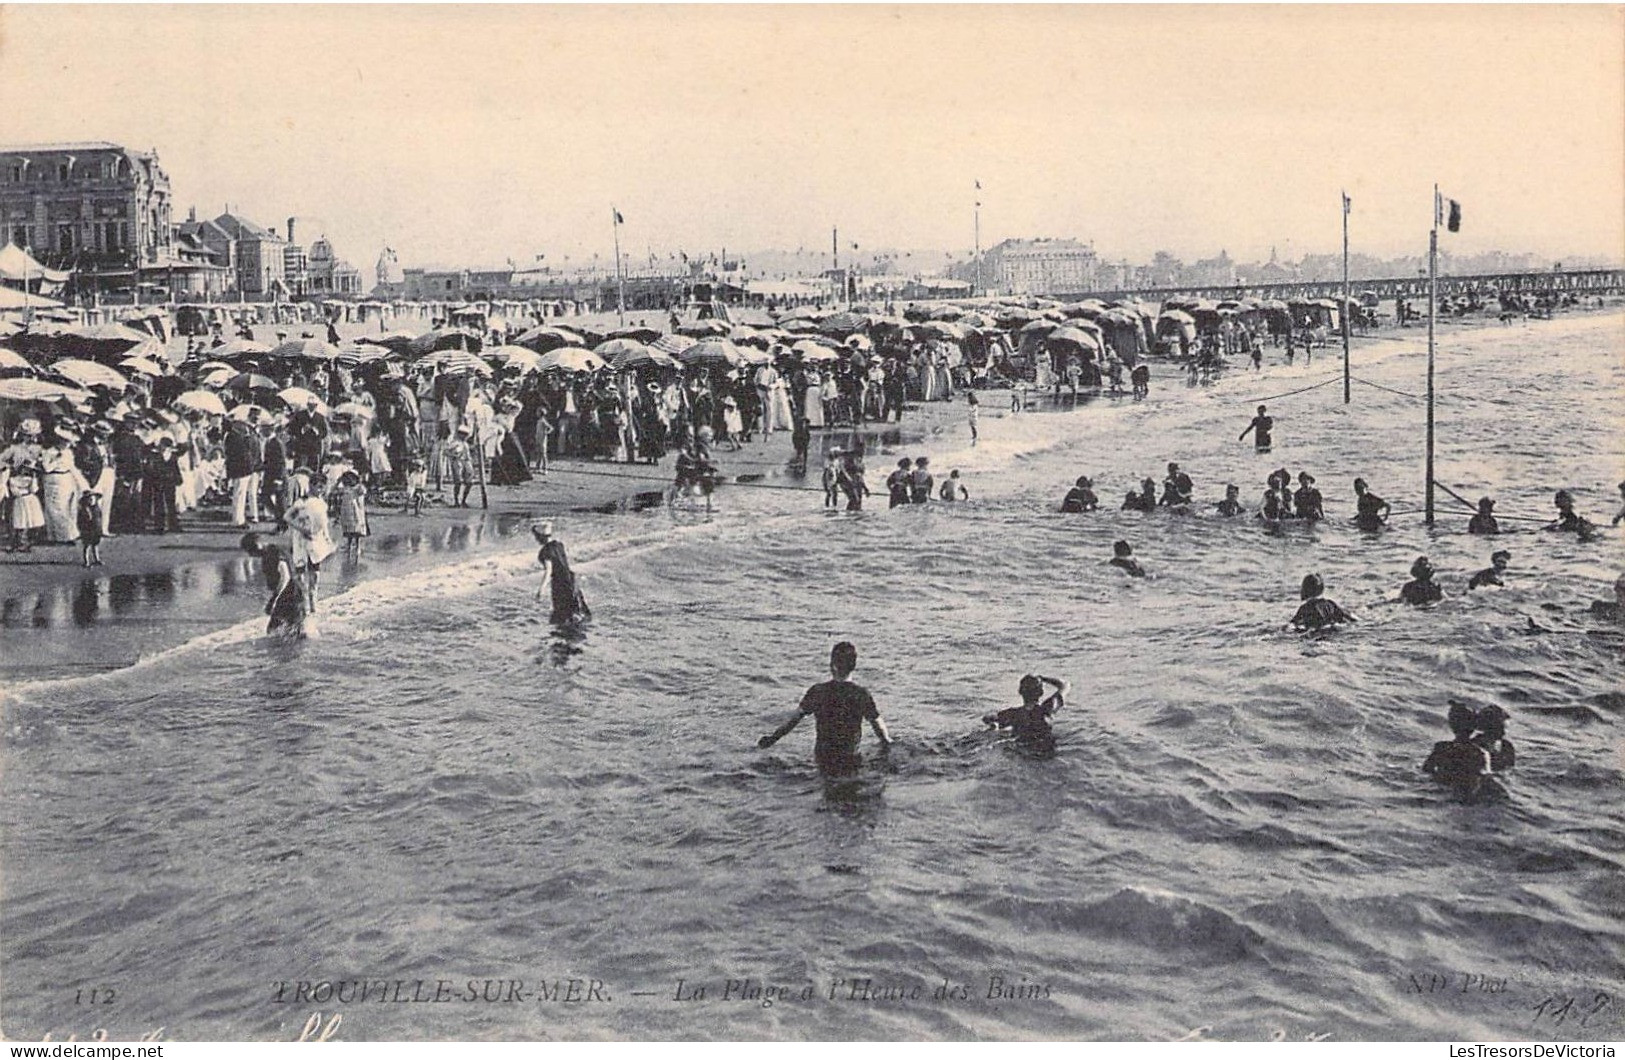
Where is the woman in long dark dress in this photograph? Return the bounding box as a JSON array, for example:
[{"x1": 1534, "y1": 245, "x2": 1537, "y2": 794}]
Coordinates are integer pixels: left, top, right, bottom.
[
  {"x1": 533, "y1": 521, "x2": 590, "y2": 624},
  {"x1": 240, "y1": 533, "x2": 307, "y2": 636}
]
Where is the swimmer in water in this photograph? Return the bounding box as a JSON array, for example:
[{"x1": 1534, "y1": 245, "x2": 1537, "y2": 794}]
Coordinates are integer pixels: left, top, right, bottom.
[
  {"x1": 1586, "y1": 572, "x2": 1625, "y2": 621},
  {"x1": 1061, "y1": 476, "x2": 1098, "y2": 513},
  {"x1": 758, "y1": 641, "x2": 893, "y2": 777},
  {"x1": 534, "y1": 521, "x2": 591, "y2": 625},
  {"x1": 1422, "y1": 701, "x2": 1493, "y2": 794},
  {"x1": 1138, "y1": 476, "x2": 1157, "y2": 512},
  {"x1": 1239, "y1": 404, "x2": 1273, "y2": 451},
  {"x1": 1612, "y1": 481, "x2": 1625, "y2": 527},
  {"x1": 1214, "y1": 483, "x2": 1244, "y2": 516},
  {"x1": 1353, "y1": 477, "x2": 1390, "y2": 533},
  {"x1": 1121, "y1": 489, "x2": 1144, "y2": 512},
  {"x1": 910, "y1": 456, "x2": 934, "y2": 505},
  {"x1": 886, "y1": 458, "x2": 912, "y2": 509},
  {"x1": 983, "y1": 673, "x2": 1068, "y2": 755},
  {"x1": 1468, "y1": 550, "x2": 1511, "y2": 590},
  {"x1": 1160, "y1": 462, "x2": 1193, "y2": 507},
  {"x1": 939, "y1": 469, "x2": 968, "y2": 502},
  {"x1": 1546, "y1": 489, "x2": 1596, "y2": 540},
  {"x1": 1468, "y1": 496, "x2": 1500, "y2": 536},
  {"x1": 1470, "y1": 704, "x2": 1515, "y2": 772},
  {"x1": 1293, "y1": 472, "x2": 1324, "y2": 522},
  {"x1": 1108, "y1": 539, "x2": 1145, "y2": 577},
  {"x1": 1288, "y1": 573, "x2": 1355, "y2": 631},
  {"x1": 1400, "y1": 555, "x2": 1444, "y2": 605}
]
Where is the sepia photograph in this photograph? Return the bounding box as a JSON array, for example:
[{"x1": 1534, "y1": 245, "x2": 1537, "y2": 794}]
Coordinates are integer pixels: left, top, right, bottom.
[{"x1": 0, "y1": 3, "x2": 1621, "y2": 1045}]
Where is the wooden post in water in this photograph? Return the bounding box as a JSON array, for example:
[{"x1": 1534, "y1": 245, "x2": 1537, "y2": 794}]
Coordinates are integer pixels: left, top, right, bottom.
[
  {"x1": 1342, "y1": 191, "x2": 1351, "y2": 405},
  {"x1": 1425, "y1": 186, "x2": 1438, "y2": 526}
]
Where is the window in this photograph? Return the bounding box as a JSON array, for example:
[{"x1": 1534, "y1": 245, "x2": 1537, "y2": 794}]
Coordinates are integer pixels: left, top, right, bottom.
[
  {"x1": 10, "y1": 227, "x2": 25, "y2": 248},
  {"x1": 58, "y1": 163, "x2": 70, "y2": 181},
  {"x1": 56, "y1": 223, "x2": 74, "y2": 251},
  {"x1": 6, "y1": 164, "x2": 19, "y2": 183}
]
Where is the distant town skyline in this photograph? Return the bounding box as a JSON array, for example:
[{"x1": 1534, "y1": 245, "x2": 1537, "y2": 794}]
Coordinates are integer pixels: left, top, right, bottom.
[{"x1": 4, "y1": 6, "x2": 1620, "y2": 279}]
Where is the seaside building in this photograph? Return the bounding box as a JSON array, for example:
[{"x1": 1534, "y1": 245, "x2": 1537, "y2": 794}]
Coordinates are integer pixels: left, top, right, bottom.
[
  {"x1": 0, "y1": 141, "x2": 229, "y2": 301},
  {"x1": 963, "y1": 238, "x2": 1101, "y2": 296}
]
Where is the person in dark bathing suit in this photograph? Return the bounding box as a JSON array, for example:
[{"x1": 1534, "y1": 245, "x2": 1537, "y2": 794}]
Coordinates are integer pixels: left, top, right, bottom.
[
  {"x1": 534, "y1": 521, "x2": 590, "y2": 624},
  {"x1": 758, "y1": 641, "x2": 893, "y2": 776},
  {"x1": 983, "y1": 674, "x2": 1068, "y2": 756},
  {"x1": 240, "y1": 532, "x2": 307, "y2": 636},
  {"x1": 1400, "y1": 555, "x2": 1444, "y2": 605},
  {"x1": 1468, "y1": 497, "x2": 1500, "y2": 535},
  {"x1": 1061, "y1": 476, "x2": 1099, "y2": 513},
  {"x1": 1239, "y1": 404, "x2": 1273, "y2": 450},
  {"x1": 1288, "y1": 573, "x2": 1355, "y2": 631},
  {"x1": 1215, "y1": 483, "x2": 1244, "y2": 516},
  {"x1": 1293, "y1": 472, "x2": 1324, "y2": 522},
  {"x1": 887, "y1": 458, "x2": 912, "y2": 509},
  {"x1": 1353, "y1": 477, "x2": 1389, "y2": 532},
  {"x1": 1109, "y1": 539, "x2": 1145, "y2": 577},
  {"x1": 1423, "y1": 701, "x2": 1493, "y2": 795},
  {"x1": 1471, "y1": 704, "x2": 1515, "y2": 772},
  {"x1": 1468, "y1": 550, "x2": 1511, "y2": 590}
]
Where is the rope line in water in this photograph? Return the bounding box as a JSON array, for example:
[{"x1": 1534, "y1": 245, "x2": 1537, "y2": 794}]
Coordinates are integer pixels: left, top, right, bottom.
[
  {"x1": 541, "y1": 463, "x2": 823, "y2": 492},
  {"x1": 1350, "y1": 375, "x2": 1423, "y2": 400},
  {"x1": 1432, "y1": 477, "x2": 1559, "y2": 523},
  {"x1": 1247, "y1": 376, "x2": 1343, "y2": 404}
]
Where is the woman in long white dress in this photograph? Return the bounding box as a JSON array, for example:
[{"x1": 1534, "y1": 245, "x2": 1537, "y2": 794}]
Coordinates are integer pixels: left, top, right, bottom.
[
  {"x1": 39, "y1": 433, "x2": 88, "y2": 544},
  {"x1": 769, "y1": 373, "x2": 793, "y2": 432},
  {"x1": 285, "y1": 472, "x2": 337, "y2": 613},
  {"x1": 802, "y1": 369, "x2": 824, "y2": 429}
]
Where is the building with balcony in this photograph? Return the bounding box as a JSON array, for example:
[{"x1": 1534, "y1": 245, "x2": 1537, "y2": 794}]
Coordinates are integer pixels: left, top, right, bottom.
[
  {"x1": 0, "y1": 141, "x2": 181, "y2": 301},
  {"x1": 967, "y1": 238, "x2": 1101, "y2": 296}
]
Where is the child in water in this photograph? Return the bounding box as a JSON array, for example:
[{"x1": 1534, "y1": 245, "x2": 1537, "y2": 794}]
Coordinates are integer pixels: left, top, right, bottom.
[
  {"x1": 1288, "y1": 573, "x2": 1354, "y2": 631},
  {"x1": 822, "y1": 449, "x2": 841, "y2": 509},
  {"x1": 1468, "y1": 550, "x2": 1511, "y2": 590},
  {"x1": 1109, "y1": 540, "x2": 1145, "y2": 577},
  {"x1": 983, "y1": 673, "x2": 1068, "y2": 755},
  {"x1": 403, "y1": 453, "x2": 427, "y2": 516},
  {"x1": 939, "y1": 469, "x2": 968, "y2": 502}
]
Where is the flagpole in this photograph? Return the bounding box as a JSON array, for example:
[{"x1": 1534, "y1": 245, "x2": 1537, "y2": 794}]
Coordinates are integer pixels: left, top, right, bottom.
[
  {"x1": 611, "y1": 205, "x2": 626, "y2": 326},
  {"x1": 1342, "y1": 191, "x2": 1351, "y2": 405},
  {"x1": 1426, "y1": 185, "x2": 1438, "y2": 527},
  {"x1": 974, "y1": 184, "x2": 982, "y2": 299}
]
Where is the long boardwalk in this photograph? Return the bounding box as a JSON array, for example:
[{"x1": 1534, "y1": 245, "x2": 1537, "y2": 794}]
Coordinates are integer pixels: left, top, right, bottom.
[{"x1": 1061, "y1": 266, "x2": 1625, "y2": 304}]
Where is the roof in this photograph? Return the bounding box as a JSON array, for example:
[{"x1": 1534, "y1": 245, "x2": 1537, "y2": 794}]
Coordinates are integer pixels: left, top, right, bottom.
[
  {"x1": 213, "y1": 212, "x2": 281, "y2": 241},
  {"x1": 0, "y1": 141, "x2": 128, "y2": 155}
]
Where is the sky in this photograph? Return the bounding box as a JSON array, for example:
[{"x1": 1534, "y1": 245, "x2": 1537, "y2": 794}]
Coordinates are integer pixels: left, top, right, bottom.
[{"x1": 2, "y1": 4, "x2": 1621, "y2": 277}]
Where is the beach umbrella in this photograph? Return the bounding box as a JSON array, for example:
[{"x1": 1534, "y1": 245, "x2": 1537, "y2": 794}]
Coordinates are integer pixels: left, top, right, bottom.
[
  {"x1": 734, "y1": 344, "x2": 771, "y2": 366},
  {"x1": 332, "y1": 401, "x2": 376, "y2": 420},
  {"x1": 0, "y1": 377, "x2": 85, "y2": 403},
  {"x1": 780, "y1": 318, "x2": 821, "y2": 334},
  {"x1": 485, "y1": 345, "x2": 546, "y2": 373},
  {"x1": 55, "y1": 322, "x2": 151, "y2": 359},
  {"x1": 593, "y1": 338, "x2": 652, "y2": 363},
  {"x1": 210, "y1": 338, "x2": 272, "y2": 360},
  {"x1": 277, "y1": 386, "x2": 331, "y2": 413},
  {"x1": 608, "y1": 345, "x2": 679, "y2": 370},
  {"x1": 677, "y1": 339, "x2": 744, "y2": 366},
  {"x1": 357, "y1": 330, "x2": 419, "y2": 351},
  {"x1": 816, "y1": 311, "x2": 869, "y2": 336},
  {"x1": 538, "y1": 346, "x2": 608, "y2": 373},
  {"x1": 227, "y1": 403, "x2": 269, "y2": 423},
  {"x1": 910, "y1": 321, "x2": 966, "y2": 342},
  {"x1": 927, "y1": 305, "x2": 964, "y2": 321},
  {"x1": 0, "y1": 348, "x2": 29, "y2": 371},
  {"x1": 513, "y1": 325, "x2": 583, "y2": 353},
  {"x1": 793, "y1": 339, "x2": 841, "y2": 362},
  {"x1": 650, "y1": 334, "x2": 696, "y2": 359},
  {"x1": 409, "y1": 327, "x2": 481, "y2": 357},
  {"x1": 419, "y1": 349, "x2": 491, "y2": 376},
  {"x1": 607, "y1": 325, "x2": 663, "y2": 343},
  {"x1": 1158, "y1": 309, "x2": 1197, "y2": 326},
  {"x1": 200, "y1": 367, "x2": 236, "y2": 388},
  {"x1": 174, "y1": 390, "x2": 228, "y2": 417},
  {"x1": 269, "y1": 337, "x2": 341, "y2": 362},
  {"x1": 51, "y1": 358, "x2": 129, "y2": 390},
  {"x1": 224, "y1": 372, "x2": 279, "y2": 392},
  {"x1": 1047, "y1": 326, "x2": 1102, "y2": 352},
  {"x1": 675, "y1": 319, "x2": 730, "y2": 339},
  {"x1": 118, "y1": 355, "x2": 167, "y2": 377},
  {"x1": 192, "y1": 360, "x2": 237, "y2": 375}
]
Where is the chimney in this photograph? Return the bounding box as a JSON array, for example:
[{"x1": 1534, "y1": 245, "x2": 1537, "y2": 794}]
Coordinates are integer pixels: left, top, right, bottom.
[
  {"x1": 188, "y1": 206, "x2": 197, "y2": 223},
  {"x1": 287, "y1": 217, "x2": 296, "y2": 246}
]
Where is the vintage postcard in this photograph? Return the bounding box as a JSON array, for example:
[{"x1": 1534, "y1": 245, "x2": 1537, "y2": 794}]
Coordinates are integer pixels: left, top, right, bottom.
[{"x1": 1, "y1": 4, "x2": 1621, "y2": 1045}]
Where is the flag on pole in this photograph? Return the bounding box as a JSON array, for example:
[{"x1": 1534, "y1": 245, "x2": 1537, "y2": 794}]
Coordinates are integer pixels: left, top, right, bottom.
[
  {"x1": 1434, "y1": 191, "x2": 1462, "y2": 233},
  {"x1": 614, "y1": 209, "x2": 624, "y2": 225},
  {"x1": 1342, "y1": 191, "x2": 1351, "y2": 216}
]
